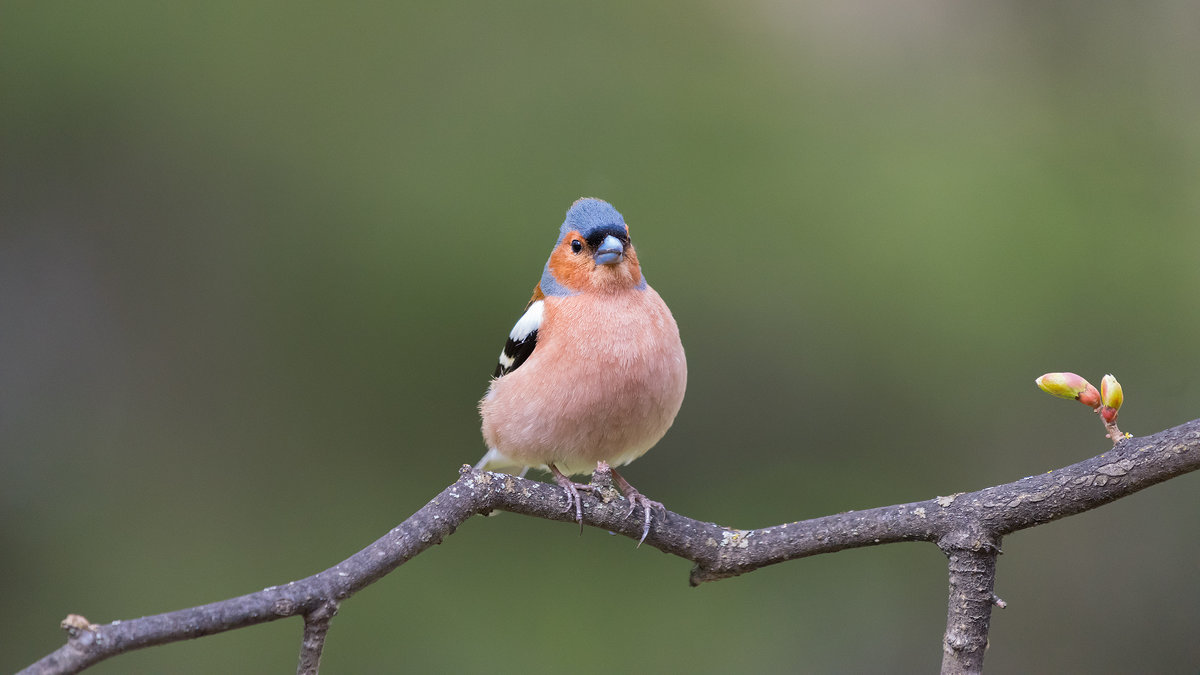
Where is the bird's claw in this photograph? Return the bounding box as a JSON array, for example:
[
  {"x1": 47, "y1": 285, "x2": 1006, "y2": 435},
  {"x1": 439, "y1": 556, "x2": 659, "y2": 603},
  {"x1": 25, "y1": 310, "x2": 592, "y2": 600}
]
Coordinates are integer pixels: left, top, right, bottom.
[
  {"x1": 629, "y1": 493, "x2": 665, "y2": 547},
  {"x1": 610, "y1": 467, "x2": 665, "y2": 547},
  {"x1": 549, "y1": 464, "x2": 592, "y2": 532},
  {"x1": 550, "y1": 463, "x2": 664, "y2": 543}
]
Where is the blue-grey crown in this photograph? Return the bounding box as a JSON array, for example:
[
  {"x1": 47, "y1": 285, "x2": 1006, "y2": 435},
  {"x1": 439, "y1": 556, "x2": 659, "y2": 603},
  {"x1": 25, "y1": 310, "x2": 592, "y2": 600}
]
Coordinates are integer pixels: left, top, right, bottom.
[{"x1": 554, "y1": 198, "x2": 626, "y2": 245}]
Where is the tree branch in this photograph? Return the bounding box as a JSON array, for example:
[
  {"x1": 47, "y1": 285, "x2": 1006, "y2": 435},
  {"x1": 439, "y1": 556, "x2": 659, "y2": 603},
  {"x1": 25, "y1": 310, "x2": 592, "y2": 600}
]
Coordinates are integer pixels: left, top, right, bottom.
[
  {"x1": 296, "y1": 600, "x2": 337, "y2": 675},
  {"x1": 20, "y1": 419, "x2": 1200, "y2": 675},
  {"x1": 941, "y1": 542, "x2": 1000, "y2": 674}
]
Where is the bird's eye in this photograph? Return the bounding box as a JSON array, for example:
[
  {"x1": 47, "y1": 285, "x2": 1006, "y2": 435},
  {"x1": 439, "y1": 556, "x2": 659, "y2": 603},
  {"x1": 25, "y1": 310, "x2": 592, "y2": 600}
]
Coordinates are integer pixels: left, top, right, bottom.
[{"x1": 570, "y1": 239, "x2": 583, "y2": 253}]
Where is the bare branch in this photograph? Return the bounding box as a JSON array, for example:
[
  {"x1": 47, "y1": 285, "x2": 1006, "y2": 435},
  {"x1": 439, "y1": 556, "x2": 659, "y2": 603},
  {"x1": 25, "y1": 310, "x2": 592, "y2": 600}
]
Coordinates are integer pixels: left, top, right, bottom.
[
  {"x1": 941, "y1": 543, "x2": 1000, "y2": 674},
  {"x1": 19, "y1": 418, "x2": 1200, "y2": 675},
  {"x1": 296, "y1": 600, "x2": 338, "y2": 675}
]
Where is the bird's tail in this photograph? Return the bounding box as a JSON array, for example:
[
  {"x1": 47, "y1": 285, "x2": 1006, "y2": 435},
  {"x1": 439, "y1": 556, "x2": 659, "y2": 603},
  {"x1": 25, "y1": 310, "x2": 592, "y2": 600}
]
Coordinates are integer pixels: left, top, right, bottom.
[{"x1": 474, "y1": 448, "x2": 530, "y2": 478}]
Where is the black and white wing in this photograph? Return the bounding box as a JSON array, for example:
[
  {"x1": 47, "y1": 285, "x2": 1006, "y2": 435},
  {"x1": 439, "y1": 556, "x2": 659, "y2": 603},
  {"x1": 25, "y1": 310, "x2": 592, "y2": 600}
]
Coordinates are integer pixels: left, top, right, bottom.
[{"x1": 494, "y1": 299, "x2": 543, "y2": 378}]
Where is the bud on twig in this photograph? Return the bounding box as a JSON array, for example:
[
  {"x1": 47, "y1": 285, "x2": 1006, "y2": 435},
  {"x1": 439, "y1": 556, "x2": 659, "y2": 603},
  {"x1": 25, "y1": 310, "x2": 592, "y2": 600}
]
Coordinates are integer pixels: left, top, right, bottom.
[
  {"x1": 1035, "y1": 373, "x2": 1100, "y2": 408},
  {"x1": 1100, "y1": 374, "x2": 1122, "y2": 411},
  {"x1": 1098, "y1": 374, "x2": 1124, "y2": 441},
  {"x1": 1036, "y1": 371, "x2": 1127, "y2": 445}
]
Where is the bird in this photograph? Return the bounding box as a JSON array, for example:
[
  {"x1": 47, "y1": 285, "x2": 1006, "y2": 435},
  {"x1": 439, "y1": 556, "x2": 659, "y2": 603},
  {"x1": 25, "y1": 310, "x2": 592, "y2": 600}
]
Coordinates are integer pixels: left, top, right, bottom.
[{"x1": 476, "y1": 197, "x2": 687, "y2": 545}]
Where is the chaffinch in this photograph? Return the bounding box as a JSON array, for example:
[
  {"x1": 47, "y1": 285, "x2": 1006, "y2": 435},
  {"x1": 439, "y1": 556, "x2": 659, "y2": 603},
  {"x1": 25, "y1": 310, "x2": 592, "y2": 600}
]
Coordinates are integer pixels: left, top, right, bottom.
[{"x1": 477, "y1": 198, "x2": 687, "y2": 544}]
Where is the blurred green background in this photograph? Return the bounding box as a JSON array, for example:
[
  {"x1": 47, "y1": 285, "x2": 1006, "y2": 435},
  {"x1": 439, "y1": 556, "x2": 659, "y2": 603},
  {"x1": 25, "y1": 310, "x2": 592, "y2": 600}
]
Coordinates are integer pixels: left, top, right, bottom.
[{"x1": 3, "y1": 2, "x2": 1198, "y2": 673}]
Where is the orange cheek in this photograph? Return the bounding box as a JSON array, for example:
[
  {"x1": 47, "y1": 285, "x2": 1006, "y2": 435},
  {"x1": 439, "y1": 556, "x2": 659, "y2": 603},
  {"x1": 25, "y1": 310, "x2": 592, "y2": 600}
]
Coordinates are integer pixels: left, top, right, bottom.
[
  {"x1": 624, "y1": 247, "x2": 642, "y2": 286},
  {"x1": 548, "y1": 243, "x2": 591, "y2": 291}
]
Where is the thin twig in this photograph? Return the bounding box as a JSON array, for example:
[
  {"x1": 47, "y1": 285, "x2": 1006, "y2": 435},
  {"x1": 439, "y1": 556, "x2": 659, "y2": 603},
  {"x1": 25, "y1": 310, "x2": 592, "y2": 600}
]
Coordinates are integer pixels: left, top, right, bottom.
[{"x1": 296, "y1": 600, "x2": 338, "y2": 675}]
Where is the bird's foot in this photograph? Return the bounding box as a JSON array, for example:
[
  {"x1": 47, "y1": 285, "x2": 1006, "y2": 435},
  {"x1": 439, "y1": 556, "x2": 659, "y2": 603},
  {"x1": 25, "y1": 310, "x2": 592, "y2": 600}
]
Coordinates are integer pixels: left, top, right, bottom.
[
  {"x1": 549, "y1": 464, "x2": 593, "y2": 533},
  {"x1": 610, "y1": 467, "x2": 666, "y2": 547}
]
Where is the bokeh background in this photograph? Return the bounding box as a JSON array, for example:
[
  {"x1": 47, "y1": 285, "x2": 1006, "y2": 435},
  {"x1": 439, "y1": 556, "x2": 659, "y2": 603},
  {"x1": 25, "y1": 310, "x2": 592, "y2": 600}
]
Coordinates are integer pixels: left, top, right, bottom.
[{"x1": 3, "y1": 2, "x2": 1199, "y2": 672}]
